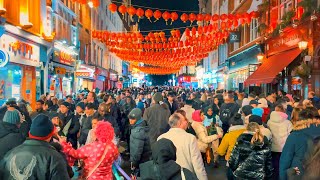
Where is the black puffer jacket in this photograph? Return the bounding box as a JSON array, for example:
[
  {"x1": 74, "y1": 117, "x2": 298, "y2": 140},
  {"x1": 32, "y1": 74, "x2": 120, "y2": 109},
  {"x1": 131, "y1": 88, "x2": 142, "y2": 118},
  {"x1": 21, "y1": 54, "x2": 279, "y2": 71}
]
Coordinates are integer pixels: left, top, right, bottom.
[
  {"x1": 58, "y1": 111, "x2": 80, "y2": 148},
  {"x1": 0, "y1": 139, "x2": 70, "y2": 180},
  {"x1": 0, "y1": 122, "x2": 25, "y2": 159},
  {"x1": 229, "y1": 133, "x2": 273, "y2": 180},
  {"x1": 130, "y1": 120, "x2": 152, "y2": 167}
]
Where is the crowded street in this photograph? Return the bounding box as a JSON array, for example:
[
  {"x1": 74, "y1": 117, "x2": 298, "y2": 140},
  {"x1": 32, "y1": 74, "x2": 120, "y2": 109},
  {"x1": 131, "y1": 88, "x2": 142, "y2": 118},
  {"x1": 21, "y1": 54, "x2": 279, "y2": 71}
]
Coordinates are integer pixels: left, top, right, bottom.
[{"x1": 1, "y1": 0, "x2": 320, "y2": 180}]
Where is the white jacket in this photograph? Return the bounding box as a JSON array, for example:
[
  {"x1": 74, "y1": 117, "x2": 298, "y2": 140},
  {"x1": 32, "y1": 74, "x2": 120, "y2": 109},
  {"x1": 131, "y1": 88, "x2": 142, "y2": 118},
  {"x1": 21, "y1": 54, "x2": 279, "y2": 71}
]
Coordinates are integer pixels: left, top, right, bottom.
[
  {"x1": 158, "y1": 128, "x2": 208, "y2": 180},
  {"x1": 267, "y1": 111, "x2": 293, "y2": 152},
  {"x1": 191, "y1": 121, "x2": 219, "y2": 153}
]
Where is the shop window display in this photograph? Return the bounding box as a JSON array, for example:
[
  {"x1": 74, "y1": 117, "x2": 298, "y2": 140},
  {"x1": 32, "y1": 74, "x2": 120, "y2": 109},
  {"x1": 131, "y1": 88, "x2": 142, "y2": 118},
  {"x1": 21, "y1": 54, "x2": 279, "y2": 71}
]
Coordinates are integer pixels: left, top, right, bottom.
[{"x1": 0, "y1": 64, "x2": 22, "y2": 105}]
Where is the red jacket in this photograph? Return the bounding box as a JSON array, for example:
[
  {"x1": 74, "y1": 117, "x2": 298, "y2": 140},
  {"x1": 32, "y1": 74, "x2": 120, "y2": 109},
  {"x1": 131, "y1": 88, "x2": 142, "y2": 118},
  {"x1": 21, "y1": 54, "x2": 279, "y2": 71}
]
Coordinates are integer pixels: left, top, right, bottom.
[
  {"x1": 262, "y1": 108, "x2": 270, "y2": 123},
  {"x1": 62, "y1": 141, "x2": 118, "y2": 180}
]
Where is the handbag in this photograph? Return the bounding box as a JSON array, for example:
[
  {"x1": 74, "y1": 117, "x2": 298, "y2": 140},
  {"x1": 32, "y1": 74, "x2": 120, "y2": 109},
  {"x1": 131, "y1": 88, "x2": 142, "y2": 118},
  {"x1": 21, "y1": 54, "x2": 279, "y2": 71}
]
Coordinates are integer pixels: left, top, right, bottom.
[{"x1": 82, "y1": 144, "x2": 110, "y2": 179}]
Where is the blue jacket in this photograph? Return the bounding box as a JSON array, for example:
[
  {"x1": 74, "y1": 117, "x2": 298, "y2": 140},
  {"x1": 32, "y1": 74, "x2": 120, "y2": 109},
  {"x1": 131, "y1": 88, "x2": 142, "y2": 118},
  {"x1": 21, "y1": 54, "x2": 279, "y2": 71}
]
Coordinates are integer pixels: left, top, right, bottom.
[{"x1": 279, "y1": 125, "x2": 320, "y2": 180}]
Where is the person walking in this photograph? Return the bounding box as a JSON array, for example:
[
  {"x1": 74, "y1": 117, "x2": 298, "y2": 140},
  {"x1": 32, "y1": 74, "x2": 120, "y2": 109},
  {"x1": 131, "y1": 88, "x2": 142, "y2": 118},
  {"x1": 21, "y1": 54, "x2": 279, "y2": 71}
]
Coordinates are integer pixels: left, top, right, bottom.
[
  {"x1": 229, "y1": 122, "x2": 273, "y2": 179},
  {"x1": 61, "y1": 121, "x2": 118, "y2": 180},
  {"x1": 0, "y1": 109, "x2": 25, "y2": 159},
  {"x1": 0, "y1": 114, "x2": 70, "y2": 179},
  {"x1": 158, "y1": 113, "x2": 208, "y2": 180},
  {"x1": 143, "y1": 92, "x2": 171, "y2": 146}
]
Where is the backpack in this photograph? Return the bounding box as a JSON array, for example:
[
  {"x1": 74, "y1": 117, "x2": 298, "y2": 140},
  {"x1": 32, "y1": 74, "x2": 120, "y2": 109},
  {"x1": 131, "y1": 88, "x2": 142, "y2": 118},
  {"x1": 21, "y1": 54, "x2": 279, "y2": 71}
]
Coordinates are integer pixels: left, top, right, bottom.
[{"x1": 220, "y1": 104, "x2": 238, "y2": 124}]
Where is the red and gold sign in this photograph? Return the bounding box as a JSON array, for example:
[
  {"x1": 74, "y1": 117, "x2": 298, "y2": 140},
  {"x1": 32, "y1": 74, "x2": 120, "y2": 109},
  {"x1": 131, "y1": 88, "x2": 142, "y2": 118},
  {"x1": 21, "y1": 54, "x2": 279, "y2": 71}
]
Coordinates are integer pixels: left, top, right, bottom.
[
  {"x1": 54, "y1": 50, "x2": 76, "y2": 66},
  {"x1": 55, "y1": 67, "x2": 66, "y2": 75},
  {"x1": 75, "y1": 72, "x2": 91, "y2": 77}
]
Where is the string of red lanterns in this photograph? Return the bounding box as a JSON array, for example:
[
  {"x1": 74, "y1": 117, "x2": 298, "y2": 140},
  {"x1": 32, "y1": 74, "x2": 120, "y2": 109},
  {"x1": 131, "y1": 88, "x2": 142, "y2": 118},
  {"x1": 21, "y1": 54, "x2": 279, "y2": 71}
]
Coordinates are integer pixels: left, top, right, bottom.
[
  {"x1": 108, "y1": 3, "x2": 259, "y2": 25},
  {"x1": 131, "y1": 65, "x2": 181, "y2": 75}
]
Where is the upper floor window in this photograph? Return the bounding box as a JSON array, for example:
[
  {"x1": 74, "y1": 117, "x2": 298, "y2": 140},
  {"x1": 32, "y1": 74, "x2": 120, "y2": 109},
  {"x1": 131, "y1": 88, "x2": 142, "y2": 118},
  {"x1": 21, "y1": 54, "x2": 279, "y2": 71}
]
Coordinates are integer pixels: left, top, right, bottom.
[{"x1": 250, "y1": 19, "x2": 258, "y2": 41}]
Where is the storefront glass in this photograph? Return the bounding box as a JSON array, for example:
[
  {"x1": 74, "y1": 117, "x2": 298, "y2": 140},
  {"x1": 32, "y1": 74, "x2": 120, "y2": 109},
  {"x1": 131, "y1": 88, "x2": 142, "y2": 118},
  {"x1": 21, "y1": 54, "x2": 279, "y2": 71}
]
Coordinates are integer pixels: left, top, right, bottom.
[{"x1": 0, "y1": 64, "x2": 22, "y2": 105}]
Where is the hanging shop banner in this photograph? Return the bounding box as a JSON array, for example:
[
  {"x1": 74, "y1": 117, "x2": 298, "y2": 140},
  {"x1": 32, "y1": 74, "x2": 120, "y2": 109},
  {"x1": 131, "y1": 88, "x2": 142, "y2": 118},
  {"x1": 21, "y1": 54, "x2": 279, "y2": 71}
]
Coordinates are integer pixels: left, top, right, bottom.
[
  {"x1": 0, "y1": 34, "x2": 40, "y2": 67},
  {"x1": 229, "y1": 32, "x2": 241, "y2": 43},
  {"x1": 53, "y1": 49, "x2": 76, "y2": 66}
]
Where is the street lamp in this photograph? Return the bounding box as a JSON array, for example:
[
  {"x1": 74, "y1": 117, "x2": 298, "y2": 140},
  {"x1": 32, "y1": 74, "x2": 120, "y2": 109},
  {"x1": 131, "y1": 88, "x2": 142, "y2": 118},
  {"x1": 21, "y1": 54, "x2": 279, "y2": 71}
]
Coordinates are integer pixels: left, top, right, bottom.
[
  {"x1": 257, "y1": 53, "x2": 264, "y2": 63},
  {"x1": 298, "y1": 41, "x2": 308, "y2": 50}
]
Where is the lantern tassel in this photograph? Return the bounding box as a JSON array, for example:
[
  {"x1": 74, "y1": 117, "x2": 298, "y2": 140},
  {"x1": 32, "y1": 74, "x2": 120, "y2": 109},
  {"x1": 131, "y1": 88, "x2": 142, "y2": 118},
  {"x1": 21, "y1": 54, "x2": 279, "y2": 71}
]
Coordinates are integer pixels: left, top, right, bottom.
[
  {"x1": 148, "y1": 18, "x2": 152, "y2": 23},
  {"x1": 170, "y1": 20, "x2": 173, "y2": 25}
]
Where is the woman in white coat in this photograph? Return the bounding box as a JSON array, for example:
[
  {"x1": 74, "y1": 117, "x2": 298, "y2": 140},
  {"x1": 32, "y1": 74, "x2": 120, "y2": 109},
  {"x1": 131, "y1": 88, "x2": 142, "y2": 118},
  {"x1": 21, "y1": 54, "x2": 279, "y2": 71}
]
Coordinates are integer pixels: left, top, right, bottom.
[
  {"x1": 267, "y1": 104, "x2": 293, "y2": 179},
  {"x1": 191, "y1": 110, "x2": 222, "y2": 165}
]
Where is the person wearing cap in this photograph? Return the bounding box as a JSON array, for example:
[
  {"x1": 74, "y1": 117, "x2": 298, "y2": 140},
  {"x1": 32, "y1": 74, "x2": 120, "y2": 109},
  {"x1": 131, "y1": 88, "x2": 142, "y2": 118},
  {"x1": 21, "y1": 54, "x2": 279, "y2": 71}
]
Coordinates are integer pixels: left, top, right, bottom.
[
  {"x1": 58, "y1": 101, "x2": 80, "y2": 149},
  {"x1": 128, "y1": 108, "x2": 152, "y2": 176},
  {"x1": 143, "y1": 92, "x2": 171, "y2": 146},
  {"x1": 0, "y1": 114, "x2": 70, "y2": 179},
  {"x1": 249, "y1": 100, "x2": 260, "y2": 108},
  {"x1": 0, "y1": 109, "x2": 25, "y2": 159},
  {"x1": 164, "y1": 91, "x2": 179, "y2": 115}
]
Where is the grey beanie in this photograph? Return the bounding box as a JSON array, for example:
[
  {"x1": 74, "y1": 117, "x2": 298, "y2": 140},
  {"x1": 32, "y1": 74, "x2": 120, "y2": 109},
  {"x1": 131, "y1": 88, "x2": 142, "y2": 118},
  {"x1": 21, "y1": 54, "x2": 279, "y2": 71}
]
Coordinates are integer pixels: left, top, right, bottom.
[
  {"x1": 128, "y1": 108, "x2": 142, "y2": 120},
  {"x1": 3, "y1": 109, "x2": 21, "y2": 124}
]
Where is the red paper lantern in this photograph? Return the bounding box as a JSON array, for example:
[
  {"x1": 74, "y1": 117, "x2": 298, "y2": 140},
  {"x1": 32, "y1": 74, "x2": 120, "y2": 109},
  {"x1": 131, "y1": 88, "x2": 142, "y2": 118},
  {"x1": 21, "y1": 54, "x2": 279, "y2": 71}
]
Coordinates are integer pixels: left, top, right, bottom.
[
  {"x1": 92, "y1": 0, "x2": 99, "y2": 7},
  {"x1": 153, "y1": 10, "x2": 162, "y2": 22},
  {"x1": 162, "y1": 11, "x2": 171, "y2": 25},
  {"x1": 228, "y1": 14, "x2": 234, "y2": 21},
  {"x1": 185, "y1": 28, "x2": 190, "y2": 37},
  {"x1": 189, "y1": 13, "x2": 196, "y2": 24},
  {"x1": 212, "y1": 14, "x2": 219, "y2": 21},
  {"x1": 197, "y1": 14, "x2": 204, "y2": 22},
  {"x1": 145, "y1": 9, "x2": 153, "y2": 22},
  {"x1": 118, "y1": 5, "x2": 127, "y2": 16},
  {"x1": 220, "y1": 14, "x2": 227, "y2": 21},
  {"x1": 233, "y1": 20, "x2": 239, "y2": 28},
  {"x1": 136, "y1": 8, "x2": 144, "y2": 20},
  {"x1": 171, "y1": 12, "x2": 179, "y2": 24},
  {"x1": 180, "y1": 13, "x2": 189, "y2": 23},
  {"x1": 127, "y1": 6, "x2": 136, "y2": 17},
  {"x1": 108, "y1": 3, "x2": 117, "y2": 13},
  {"x1": 204, "y1": 14, "x2": 211, "y2": 23}
]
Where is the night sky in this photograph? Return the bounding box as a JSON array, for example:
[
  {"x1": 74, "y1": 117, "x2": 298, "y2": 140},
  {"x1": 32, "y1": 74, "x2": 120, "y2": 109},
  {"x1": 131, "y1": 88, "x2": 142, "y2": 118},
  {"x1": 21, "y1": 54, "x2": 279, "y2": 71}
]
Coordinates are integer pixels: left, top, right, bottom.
[{"x1": 131, "y1": 0, "x2": 199, "y2": 84}]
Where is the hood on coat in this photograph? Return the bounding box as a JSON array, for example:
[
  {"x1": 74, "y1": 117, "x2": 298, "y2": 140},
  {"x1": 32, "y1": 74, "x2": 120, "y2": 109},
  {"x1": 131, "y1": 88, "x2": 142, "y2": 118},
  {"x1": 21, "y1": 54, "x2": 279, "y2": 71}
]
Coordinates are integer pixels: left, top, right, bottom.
[
  {"x1": 237, "y1": 133, "x2": 269, "y2": 150},
  {"x1": 229, "y1": 125, "x2": 246, "y2": 132},
  {"x1": 0, "y1": 122, "x2": 19, "y2": 138},
  {"x1": 300, "y1": 125, "x2": 320, "y2": 140},
  {"x1": 152, "y1": 138, "x2": 181, "y2": 179},
  {"x1": 270, "y1": 111, "x2": 288, "y2": 123}
]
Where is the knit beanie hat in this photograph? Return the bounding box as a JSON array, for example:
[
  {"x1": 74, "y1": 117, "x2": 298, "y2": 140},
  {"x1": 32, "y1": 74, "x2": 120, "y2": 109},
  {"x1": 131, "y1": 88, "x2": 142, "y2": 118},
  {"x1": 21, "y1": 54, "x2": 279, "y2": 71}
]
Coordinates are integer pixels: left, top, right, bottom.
[
  {"x1": 249, "y1": 115, "x2": 263, "y2": 125},
  {"x1": 128, "y1": 108, "x2": 142, "y2": 120},
  {"x1": 3, "y1": 109, "x2": 21, "y2": 124},
  {"x1": 153, "y1": 92, "x2": 163, "y2": 103},
  {"x1": 252, "y1": 108, "x2": 264, "y2": 117},
  {"x1": 192, "y1": 110, "x2": 202, "y2": 122},
  {"x1": 29, "y1": 114, "x2": 55, "y2": 140},
  {"x1": 61, "y1": 101, "x2": 71, "y2": 109},
  {"x1": 6, "y1": 98, "x2": 17, "y2": 106},
  {"x1": 76, "y1": 102, "x2": 85, "y2": 110}
]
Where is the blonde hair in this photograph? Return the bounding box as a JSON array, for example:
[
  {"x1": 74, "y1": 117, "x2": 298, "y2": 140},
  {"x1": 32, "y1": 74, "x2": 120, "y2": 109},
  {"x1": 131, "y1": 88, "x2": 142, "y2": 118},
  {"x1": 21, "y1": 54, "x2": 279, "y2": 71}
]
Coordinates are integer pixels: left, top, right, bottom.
[
  {"x1": 200, "y1": 93, "x2": 207, "y2": 102},
  {"x1": 247, "y1": 122, "x2": 264, "y2": 145}
]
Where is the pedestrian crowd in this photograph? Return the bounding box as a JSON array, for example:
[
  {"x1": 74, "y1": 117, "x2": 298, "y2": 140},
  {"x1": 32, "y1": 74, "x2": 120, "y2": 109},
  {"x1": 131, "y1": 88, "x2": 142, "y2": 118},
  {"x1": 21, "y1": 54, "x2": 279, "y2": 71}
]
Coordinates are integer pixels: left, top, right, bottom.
[{"x1": 0, "y1": 87, "x2": 319, "y2": 180}]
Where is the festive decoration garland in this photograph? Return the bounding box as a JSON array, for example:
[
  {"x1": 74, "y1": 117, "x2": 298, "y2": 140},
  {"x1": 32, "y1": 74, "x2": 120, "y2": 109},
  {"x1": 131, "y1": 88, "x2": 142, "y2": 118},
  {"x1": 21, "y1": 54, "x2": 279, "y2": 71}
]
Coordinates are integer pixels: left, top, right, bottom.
[{"x1": 131, "y1": 65, "x2": 181, "y2": 75}]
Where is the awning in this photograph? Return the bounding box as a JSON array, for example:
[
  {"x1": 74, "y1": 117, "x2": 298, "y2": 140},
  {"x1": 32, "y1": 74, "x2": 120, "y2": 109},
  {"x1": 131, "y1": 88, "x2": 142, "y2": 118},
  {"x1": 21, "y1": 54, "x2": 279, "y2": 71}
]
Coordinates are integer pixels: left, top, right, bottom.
[{"x1": 244, "y1": 48, "x2": 301, "y2": 86}]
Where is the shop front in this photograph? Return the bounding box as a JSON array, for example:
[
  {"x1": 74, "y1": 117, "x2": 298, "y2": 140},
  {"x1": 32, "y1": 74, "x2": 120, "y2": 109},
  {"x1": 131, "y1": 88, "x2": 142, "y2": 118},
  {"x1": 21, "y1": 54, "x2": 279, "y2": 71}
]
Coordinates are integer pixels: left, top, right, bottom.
[
  {"x1": 228, "y1": 45, "x2": 261, "y2": 91},
  {"x1": 0, "y1": 33, "x2": 42, "y2": 107},
  {"x1": 94, "y1": 67, "x2": 108, "y2": 92},
  {"x1": 245, "y1": 23, "x2": 310, "y2": 96},
  {"x1": 75, "y1": 64, "x2": 95, "y2": 92},
  {"x1": 49, "y1": 43, "x2": 77, "y2": 98},
  {"x1": 178, "y1": 75, "x2": 198, "y2": 89},
  {"x1": 109, "y1": 70, "x2": 118, "y2": 89}
]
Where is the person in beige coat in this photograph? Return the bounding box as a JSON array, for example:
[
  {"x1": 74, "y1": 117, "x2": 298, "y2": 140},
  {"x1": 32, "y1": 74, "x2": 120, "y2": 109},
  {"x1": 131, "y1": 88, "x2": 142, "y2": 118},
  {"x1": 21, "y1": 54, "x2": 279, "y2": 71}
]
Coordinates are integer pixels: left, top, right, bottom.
[
  {"x1": 191, "y1": 110, "x2": 222, "y2": 153},
  {"x1": 158, "y1": 113, "x2": 208, "y2": 180}
]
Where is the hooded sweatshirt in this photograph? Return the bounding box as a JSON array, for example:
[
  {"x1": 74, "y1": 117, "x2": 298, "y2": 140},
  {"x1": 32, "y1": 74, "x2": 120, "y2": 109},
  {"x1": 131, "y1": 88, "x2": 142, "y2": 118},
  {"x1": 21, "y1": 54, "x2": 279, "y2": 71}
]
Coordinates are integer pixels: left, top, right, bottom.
[
  {"x1": 267, "y1": 111, "x2": 293, "y2": 152},
  {"x1": 0, "y1": 122, "x2": 25, "y2": 159}
]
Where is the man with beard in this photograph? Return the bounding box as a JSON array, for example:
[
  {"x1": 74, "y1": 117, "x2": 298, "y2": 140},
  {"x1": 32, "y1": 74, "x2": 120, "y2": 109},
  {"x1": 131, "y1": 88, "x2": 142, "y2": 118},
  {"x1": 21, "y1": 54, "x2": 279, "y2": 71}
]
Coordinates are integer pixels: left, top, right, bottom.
[{"x1": 97, "y1": 103, "x2": 120, "y2": 136}]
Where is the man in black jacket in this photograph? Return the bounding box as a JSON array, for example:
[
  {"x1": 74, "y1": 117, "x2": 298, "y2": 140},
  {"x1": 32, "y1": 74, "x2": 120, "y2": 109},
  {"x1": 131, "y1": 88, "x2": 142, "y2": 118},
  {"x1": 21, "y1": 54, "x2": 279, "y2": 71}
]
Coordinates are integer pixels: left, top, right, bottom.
[
  {"x1": 30, "y1": 100, "x2": 49, "y2": 119},
  {"x1": 0, "y1": 109, "x2": 25, "y2": 159},
  {"x1": 78, "y1": 103, "x2": 96, "y2": 146},
  {"x1": 0, "y1": 114, "x2": 70, "y2": 179},
  {"x1": 164, "y1": 92, "x2": 179, "y2": 115},
  {"x1": 58, "y1": 102, "x2": 80, "y2": 148},
  {"x1": 97, "y1": 103, "x2": 120, "y2": 136},
  {"x1": 219, "y1": 92, "x2": 240, "y2": 134}
]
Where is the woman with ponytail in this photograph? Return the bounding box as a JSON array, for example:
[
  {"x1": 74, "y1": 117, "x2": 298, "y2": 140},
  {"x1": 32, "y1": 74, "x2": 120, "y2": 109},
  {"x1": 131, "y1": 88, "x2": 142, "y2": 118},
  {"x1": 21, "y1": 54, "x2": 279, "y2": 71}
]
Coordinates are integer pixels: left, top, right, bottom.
[{"x1": 228, "y1": 122, "x2": 273, "y2": 180}]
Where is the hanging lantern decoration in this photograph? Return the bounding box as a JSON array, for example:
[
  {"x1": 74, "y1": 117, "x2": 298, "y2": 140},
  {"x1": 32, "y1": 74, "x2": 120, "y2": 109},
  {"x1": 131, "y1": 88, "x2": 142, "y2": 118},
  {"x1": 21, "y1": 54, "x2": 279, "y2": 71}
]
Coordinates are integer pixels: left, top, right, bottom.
[
  {"x1": 212, "y1": 14, "x2": 219, "y2": 21},
  {"x1": 180, "y1": 13, "x2": 189, "y2": 23},
  {"x1": 145, "y1": 9, "x2": 153, "y2": 23},
  {"x1": 136, "y1": 8, "x2": 144, "y2": 22},
  {"x1": 153, "y1": 10, "x2": 162, "y2": 22},
  {"x1": 108, "y1": 3, "x2": 117, "y2": 13},
  {"x1": 170, "y1": 12, "x2": 178, "y2": 25},
  {"x1": 162, "y1": 11, "x2": 171, "y2": 25},
  {"x1": 228, "y1": 14, "x2": 234, "y2": 21},
  {"x1": 220, "y1": 14, "x2": 228, "y2": 21},
  {"x1": 92, "y1": 0, "x2": 99, "y2": 7},
  {"x1": 185, "y1": 28, "x2": 190, "y2": 37},
  {"x1": 192, "y1": 27, "x2": 197, "y2": 36},
  {"x1": 204, "y1": 14, "x2": 211, "y2": 24},
  {"x1": 233, "y1": 19, "x2": 239, "y2": 28},
  {"x1": 196, "y1": 14, "x2": 204, "y2": 24},
  {"x1": 127, "y1": 6, "x2": 136, "y2": 19},
  {"x1": 250, "y1": 11, "x2": 260, "y2": 19},
  {"x1": 189, "y1": 13, "x2": 196, "y2": 25},
  {"x1": 118, "y1": 5, "x2": 127, "y2": 17}
]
